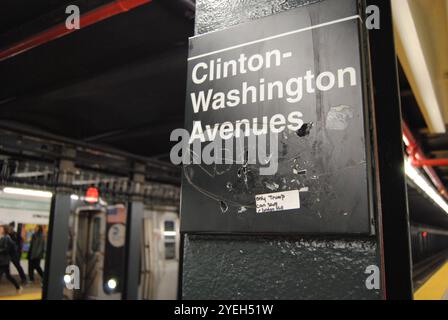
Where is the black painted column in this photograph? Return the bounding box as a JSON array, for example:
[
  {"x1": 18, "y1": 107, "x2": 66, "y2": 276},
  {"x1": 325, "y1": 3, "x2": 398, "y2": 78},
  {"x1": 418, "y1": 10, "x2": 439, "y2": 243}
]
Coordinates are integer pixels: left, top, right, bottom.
[
  {"x1": 123, "y1": 163, "x2": 145, "y2": 300},
  {"x1": 367, "y1": 0, "x2": 413, "y2": 299},
  {"x1": 181, "y1": 0, "x2": 411, "y2": 300},
  {"x1": 43, "y1": 151, "x2": 75, "y2": 300}
]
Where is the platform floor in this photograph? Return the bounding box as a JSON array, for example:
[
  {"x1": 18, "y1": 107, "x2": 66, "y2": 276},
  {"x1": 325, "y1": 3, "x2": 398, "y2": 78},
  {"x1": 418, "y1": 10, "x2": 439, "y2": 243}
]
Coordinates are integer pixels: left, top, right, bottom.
[
  {"x1": 0, "y1": 279, "x2": 42, "y2": 300},
  {"x1": 415, "y1": 261, "x2": 448, "y2": 300},
  {"x1": 2, "y1": 261, "x2": 448, "y2": 300},
  {"x1": 155, "y1": 260, "x2": 178, "y2": 300}
]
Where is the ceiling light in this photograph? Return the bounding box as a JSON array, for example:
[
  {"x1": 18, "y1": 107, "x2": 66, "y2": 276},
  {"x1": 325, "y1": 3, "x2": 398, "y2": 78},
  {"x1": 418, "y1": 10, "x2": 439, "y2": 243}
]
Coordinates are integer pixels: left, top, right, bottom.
[
  {"x1": 3, "y1": 187, "x2": 53, "y2": 198},
  {"x1": 392, "y1": 0, "x2": 445, "y2": 133},
  {"x1": 404, "y1": 159, "x2": 448, "y2": 214},
  {"x1": 402, "y1": 134, "x2": 410, "y2": 147}
]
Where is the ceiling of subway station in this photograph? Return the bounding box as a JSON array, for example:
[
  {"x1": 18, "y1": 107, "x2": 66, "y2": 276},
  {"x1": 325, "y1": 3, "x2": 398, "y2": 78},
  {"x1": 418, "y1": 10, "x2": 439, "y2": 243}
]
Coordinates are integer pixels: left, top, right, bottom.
[
  {"x1": 0, "y1": 0, "x2": 194, "y2": 161},
  {"x1": 393, "y1": 0, "x2": 448, "y2": 199}
]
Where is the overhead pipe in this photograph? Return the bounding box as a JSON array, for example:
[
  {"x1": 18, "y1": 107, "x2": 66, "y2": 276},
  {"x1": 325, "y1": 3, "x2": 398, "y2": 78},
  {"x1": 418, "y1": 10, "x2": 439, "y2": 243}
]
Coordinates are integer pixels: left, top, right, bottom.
[
  {"x1": 403, "y1": 121, "x2": 448, "y2": 199},
  {"x1": 0, "y1": 0, "x2": 152, "y2": 62},
  {"x1": 410, "y1": 158, "x2": 448, "y2": 168}
]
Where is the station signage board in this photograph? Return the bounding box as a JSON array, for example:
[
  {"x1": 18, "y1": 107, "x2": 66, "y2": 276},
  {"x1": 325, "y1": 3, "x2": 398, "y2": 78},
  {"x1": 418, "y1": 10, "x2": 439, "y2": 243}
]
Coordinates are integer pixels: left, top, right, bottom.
[{"x1": 180, "y1": 0, "x2": 374, "y2": 234}]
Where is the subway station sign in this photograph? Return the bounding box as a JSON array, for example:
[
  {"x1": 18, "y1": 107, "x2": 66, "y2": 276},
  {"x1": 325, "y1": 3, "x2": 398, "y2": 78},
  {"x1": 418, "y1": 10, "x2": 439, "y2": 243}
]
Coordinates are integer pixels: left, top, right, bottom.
[{"x1": 180, "y1": 0, "x2": 375, "y2": 234}]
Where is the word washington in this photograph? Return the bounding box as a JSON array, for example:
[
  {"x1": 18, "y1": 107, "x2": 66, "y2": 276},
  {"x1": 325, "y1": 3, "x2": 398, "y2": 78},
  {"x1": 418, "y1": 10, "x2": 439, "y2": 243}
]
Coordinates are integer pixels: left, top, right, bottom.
[{"x1": 190, "y1": 50, "x2": 357, "y2": 113}]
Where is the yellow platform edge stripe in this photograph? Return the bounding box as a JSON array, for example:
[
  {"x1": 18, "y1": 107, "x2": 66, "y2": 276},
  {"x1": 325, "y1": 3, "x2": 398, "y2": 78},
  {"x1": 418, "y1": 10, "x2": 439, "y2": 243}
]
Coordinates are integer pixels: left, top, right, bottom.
[
  {"x1": 0, "y1": 268, "x2": 446, "y2": 301},
  {"x1": 414, "y1": 262, "x2": 448, "y2": 300},
  {"x1": 0, "y1": 292, "x2": 42, "y2": 300}
]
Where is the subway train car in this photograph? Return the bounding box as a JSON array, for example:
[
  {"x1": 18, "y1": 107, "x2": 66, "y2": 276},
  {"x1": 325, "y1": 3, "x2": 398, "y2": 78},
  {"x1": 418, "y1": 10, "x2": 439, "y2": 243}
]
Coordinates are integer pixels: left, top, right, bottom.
[{"x1": 64, "y1": 200, "x2": 179, "y2": 300}]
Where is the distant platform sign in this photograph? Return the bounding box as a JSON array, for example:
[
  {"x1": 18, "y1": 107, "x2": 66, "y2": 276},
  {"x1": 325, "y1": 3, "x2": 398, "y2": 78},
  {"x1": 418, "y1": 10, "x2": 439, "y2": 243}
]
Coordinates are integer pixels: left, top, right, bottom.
[{"x1": 180, "y1": 0, "x2": 374, "y2": 234}]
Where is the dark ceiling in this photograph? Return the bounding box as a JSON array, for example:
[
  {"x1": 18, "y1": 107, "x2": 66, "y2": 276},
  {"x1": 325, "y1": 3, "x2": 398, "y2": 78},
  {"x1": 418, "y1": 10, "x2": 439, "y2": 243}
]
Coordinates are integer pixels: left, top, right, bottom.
[
  {"x1": 408, "y1": 185, "x2": 448, "y2": 230},
  {"x1": 0, "y1": 0, "x2": 194, "y2": 160},
  {"x1": 0, "y1": 0, "x2": 74, "y2": 33}
]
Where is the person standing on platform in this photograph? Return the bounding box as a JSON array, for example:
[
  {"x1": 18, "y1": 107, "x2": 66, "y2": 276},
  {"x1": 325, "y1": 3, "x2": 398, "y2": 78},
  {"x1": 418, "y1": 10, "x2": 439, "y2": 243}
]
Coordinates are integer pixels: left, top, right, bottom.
[
  {"x1": 6, "y1": 222, "x2": 27, "y2": 285},
  {"x1": 28, "y1": 225, "x2": 45, "y2": 283},
  {"x1": 0, "y1": 225, "x2": 22, "y2": 294}
]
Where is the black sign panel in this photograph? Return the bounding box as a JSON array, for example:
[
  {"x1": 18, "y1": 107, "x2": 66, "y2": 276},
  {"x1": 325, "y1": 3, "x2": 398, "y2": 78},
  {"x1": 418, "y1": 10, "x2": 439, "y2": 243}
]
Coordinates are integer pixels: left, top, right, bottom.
[
  {"x1": 103, "y1": 205, "x2": 127, "y2": 293},
  {"x1": 180, "y1": 0, "x2": 374, "y2": 234}
]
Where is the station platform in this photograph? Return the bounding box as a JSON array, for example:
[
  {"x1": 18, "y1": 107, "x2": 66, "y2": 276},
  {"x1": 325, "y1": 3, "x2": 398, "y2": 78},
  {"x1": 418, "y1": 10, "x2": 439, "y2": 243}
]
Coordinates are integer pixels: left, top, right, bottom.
[
  {"x1": 414, "y1": 262, "x2": 448, "y2": 300},
  {"x1": 1, "y1": 262, "x2": 448, "y2": 300},
  {"x1": 0, "y1": 280, "x2": 42, "y2": 300},
  {"x1": 0, "y1": 292, "x2": 42, "y2": 300}
]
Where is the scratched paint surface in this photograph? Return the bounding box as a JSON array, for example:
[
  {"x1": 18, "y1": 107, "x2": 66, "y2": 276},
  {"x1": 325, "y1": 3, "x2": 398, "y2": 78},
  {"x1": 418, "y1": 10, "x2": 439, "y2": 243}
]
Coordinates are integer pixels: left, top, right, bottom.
[
  {"x1": 195, "y1": 0, "x2": 323, "y2": 35},
  {"x1": 182, "y1": 0, "x2": 382, "y2": 300},
  {"x1": 183, "y1": 235, "x2": 380, "y2": 300}
]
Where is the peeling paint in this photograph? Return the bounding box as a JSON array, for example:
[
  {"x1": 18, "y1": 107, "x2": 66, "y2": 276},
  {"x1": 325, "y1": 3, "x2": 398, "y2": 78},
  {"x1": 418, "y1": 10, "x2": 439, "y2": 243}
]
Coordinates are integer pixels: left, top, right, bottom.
[
  {"x1": 296, "y1": 122, "x2": 314, "y2": 137},
  {"x1": 183, "y1": 234, "x2": 381, "y2": 300},
  {"x1": 264, "y1": 181, "x2": 280, "y2": 191},
  {"x1": 238, "y1": 206, "x2": 248, "y2": 214},
  {"x1": 326, "y1": 105, "x2": 354, "y2": 131},
  {"x1": 220, "y1": 200, "x2": 229, "y2": 213}
]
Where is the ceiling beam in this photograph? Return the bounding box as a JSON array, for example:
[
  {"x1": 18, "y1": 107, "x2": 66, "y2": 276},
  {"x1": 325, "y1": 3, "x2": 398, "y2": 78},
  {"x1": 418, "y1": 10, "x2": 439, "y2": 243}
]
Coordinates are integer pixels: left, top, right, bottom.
[{"x1": 392, "y1": 0, "x2": 446, "y2": 133}]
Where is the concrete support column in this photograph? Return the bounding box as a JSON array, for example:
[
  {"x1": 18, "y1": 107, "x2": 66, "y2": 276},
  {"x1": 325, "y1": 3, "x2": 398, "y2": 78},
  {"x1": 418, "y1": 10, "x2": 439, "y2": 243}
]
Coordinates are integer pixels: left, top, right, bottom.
[
  {"x1": 123, "y1": 163, "x2": 145, "y2": 300},
  {"x1": 43, "y1": 148, "x2": 76, "y2": 300}
]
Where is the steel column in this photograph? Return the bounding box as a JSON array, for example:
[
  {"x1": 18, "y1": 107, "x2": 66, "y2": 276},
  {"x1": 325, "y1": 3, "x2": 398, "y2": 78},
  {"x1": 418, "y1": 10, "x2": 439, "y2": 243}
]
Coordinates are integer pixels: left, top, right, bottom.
[
  {"x1": 182, "y1": 0, "x2": 382, "y2": 300},
  {"x1": 43, "y1": 149, "x2": 76, "y2": 300},
  {"x1": 367, "y1": 0, "x2": 414, "y2": 300},
  {"x1": 123, "y1": 201, "x2": 144, "y2": 300},
  {"x1": 43, "y1": 194, "x2": 72, "y2": 300},
  {"x1": 123, "y1": 163, "x2": 145, "y2": 300}
]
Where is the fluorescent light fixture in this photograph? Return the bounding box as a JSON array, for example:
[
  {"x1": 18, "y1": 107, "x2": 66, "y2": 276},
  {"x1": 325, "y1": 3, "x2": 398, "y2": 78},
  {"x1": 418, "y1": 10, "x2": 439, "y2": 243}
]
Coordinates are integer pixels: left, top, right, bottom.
[
  {"x1": 84, "y1": 197, "x2": 98, "y2": 203},
  {"x1": 404, "y1": 159, "x2": 448, "y2": 214},
  {"x1": 392, "y1": 0, "x2": 445, "y2": 133},
  {"x1": 3, "y1": 187, "x2": 53, "y2": 198},
  {"x1": 402, "y1": 135, "x2": 410, "y2": 147},
  {"x1": 164, "y1": 231, "x2": 177, "y2": 237},
  {"x1": 70, "y1": 194, "x2": 107, "y2": 205}
]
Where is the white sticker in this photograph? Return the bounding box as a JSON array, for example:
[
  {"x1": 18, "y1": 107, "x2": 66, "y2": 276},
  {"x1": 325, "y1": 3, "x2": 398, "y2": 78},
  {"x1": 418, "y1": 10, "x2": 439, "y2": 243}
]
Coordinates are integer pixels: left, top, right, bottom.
[
  {"x1": 108, "y1": 223, "x2": 126, "y2": 248},
  {"x1": 255, "y1": 190, "x2": 301, "y2": 213}
]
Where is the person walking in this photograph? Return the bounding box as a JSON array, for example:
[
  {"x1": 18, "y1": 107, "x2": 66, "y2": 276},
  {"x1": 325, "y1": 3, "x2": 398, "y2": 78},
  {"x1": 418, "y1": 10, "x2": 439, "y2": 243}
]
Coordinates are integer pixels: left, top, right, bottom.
[
  {"x1": 28, "y1": 225, "x2": 45, "y2": 283},
  {"x1": 0, "y1": 225, "x2": 22, "y2": 294},
  {"x1": 6, "y1": 223, "x2": 27, "y2": 285}
]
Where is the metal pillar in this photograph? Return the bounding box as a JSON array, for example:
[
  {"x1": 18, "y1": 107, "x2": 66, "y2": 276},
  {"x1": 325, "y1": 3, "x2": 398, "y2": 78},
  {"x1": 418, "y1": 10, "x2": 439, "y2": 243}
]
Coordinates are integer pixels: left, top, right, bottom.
[
  {"x1": 181, "y1": 0, "x2": 412, "y2": 300},
  {"x1": 43, "y1": 150, "x2": 75, "y2": 300},
  {"x1": 367, "y1": 0, "x2": 413, "y2": 299},
  {"x1": 123, "y1": 163, "x2": 145, "y2": 300},
  {"x1": 181, "y1": 0, "x2": 383, "y2": 300}
]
